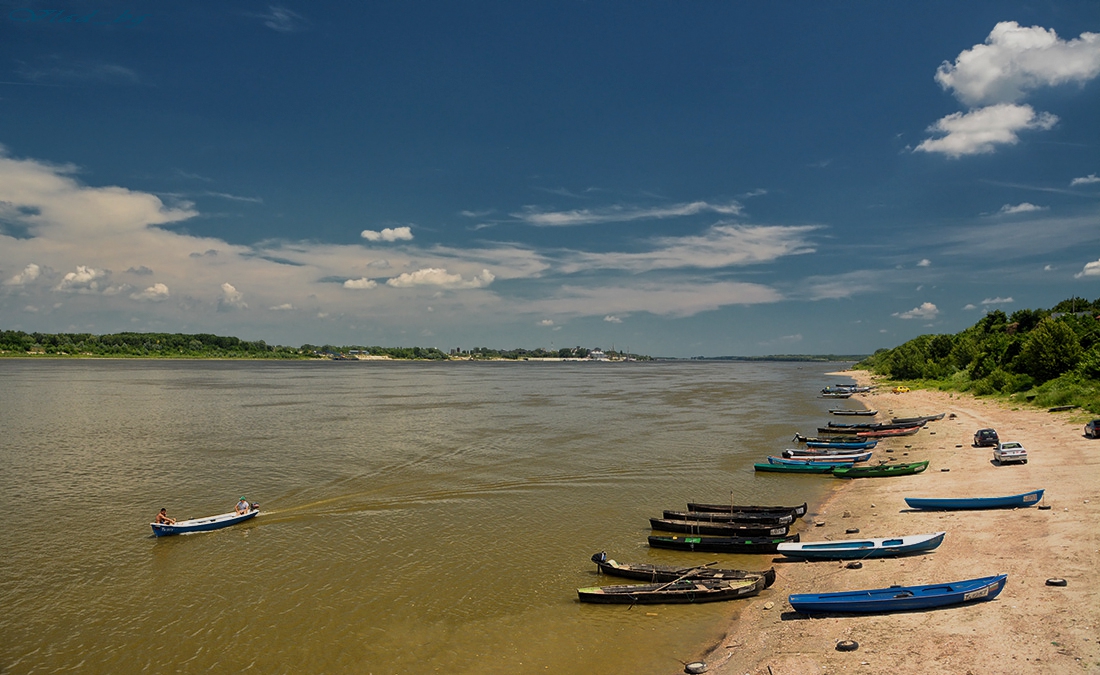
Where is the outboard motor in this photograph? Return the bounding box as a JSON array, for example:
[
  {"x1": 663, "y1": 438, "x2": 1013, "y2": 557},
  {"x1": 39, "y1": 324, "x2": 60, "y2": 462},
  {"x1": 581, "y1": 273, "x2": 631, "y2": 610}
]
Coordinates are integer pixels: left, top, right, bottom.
[
  {"x1": 250, "y1": 502, "x2": 260, "y2": 512},
  {"x1": 591, "y1": 551, "x2": 607, "y2": 564}
]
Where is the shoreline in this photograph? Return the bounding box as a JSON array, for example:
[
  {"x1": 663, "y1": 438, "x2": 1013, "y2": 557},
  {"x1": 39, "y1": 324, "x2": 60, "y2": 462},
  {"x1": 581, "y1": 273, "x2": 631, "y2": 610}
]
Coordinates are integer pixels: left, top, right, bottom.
[{"x1": 698, "y1": 371, "x2": 1100, "y2": 675}]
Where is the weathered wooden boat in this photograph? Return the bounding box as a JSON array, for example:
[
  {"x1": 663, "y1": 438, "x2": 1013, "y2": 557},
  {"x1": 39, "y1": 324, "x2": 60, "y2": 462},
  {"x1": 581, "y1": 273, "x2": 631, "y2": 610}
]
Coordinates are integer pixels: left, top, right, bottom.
[
  {"x1": 686, "y1": 501, "x2": 808, "y2": 517},
  {"x1": 577, "y1": 576, "x2": 765, "y2": 604},
  {"x1": 831, "y1": 461, "x2": 929, "y2": 478},
  {"x1": 150, "y1": 504, "x2": 259, "y2": 537},
  {"x1": 826, "y1": 421, "x2": 924, "y2": 430},
  {"x1": 785, "y1": 445, "x2": 876, "y2": 456},
  {"x1": 904, "y1": 489, "x2": 1044, "y2": 510},
  {"x1": 829, "y1": 409, "x2": 878, "y2": 416},
  {"x1": 776, "y1": 531, "x2": 946, "y2": 560},
  {"x1": 890, "y1": 413, "x2": 945, "y2": 424},
  {"x1": 793, "y1": 434, "x2": 876, "y2": 449},
  {"x1": 788, "y1": 574, "x2": 1007, "y2": 614},
  {"x1": 649, "y1": 517, "x2": 790, "y2": 537},
  {"x1": 819, "y1": 392, "x2": 853, "y2": 399},
  {"x1": 661, "y1": 510, "x2": 794, "y2": 526},
  {"x1": 855, "y1": 425, "x2": 923, "y2": 438},
  {"x1": 590, "y1": 552, "x2": 777, "y2": 587},
  {"x1": 648, "y1": 533, "x2": 800, "y2": 554},
  {"x1": 771, "y1": 452, "x2": 870, "y2": 463},
  {"x1": 754, "y1": 462, "x2": 842, "y2": 474}
]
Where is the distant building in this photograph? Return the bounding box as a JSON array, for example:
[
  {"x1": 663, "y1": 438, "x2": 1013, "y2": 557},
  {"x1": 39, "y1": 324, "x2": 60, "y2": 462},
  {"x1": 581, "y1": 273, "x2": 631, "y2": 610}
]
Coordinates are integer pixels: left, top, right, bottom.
[{"x1": 588, "y1": 349, "x2": 608, "y2": 361}]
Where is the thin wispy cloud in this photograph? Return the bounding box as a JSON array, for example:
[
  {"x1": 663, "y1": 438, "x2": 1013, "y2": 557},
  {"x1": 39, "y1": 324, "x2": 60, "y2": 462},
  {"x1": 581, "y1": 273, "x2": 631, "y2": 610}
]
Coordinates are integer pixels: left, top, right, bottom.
[
  {"x1": 998, "y1": 202, "x2": 1046, "y2": 215},
  {"x1": 513, "y1": 200, "x2": 743, "y2": 226},
  {"x1": 1071, "y1": 174, "x2": 1100, "y2": 186},
  {"x1": 981, "y1": 297, "x2": 1013, "y2": 305},
  {"x1": 250, "y1": 6, "x2": 308, "y2": 33}
]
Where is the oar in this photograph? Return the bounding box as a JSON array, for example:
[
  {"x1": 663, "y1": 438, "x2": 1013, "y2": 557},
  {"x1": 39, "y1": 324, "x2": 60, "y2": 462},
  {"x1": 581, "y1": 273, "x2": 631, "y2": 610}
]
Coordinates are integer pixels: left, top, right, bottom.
[{"x1": 651, "y1": 561, "x2": 719, "y2": 592}]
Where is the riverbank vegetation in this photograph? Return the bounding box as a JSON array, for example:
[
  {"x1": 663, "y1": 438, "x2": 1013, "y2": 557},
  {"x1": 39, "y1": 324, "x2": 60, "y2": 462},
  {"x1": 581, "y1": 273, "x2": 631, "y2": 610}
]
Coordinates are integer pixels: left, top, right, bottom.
[{"x1": 856, "y1": 297, "x2": 1100, "y2": 413}]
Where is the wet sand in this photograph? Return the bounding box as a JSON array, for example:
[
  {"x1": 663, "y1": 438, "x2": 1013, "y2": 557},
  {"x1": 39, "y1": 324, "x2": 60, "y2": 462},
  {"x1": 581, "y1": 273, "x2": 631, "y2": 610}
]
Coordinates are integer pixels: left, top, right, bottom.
[{"x1": 697, "y1": 371, "x2": 1100, "y2": 675}]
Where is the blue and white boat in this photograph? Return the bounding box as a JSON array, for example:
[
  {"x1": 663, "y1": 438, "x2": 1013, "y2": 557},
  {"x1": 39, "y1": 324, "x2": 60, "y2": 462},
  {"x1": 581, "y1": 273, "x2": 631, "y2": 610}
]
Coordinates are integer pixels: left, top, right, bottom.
[
  {"x1": 904, "y1": 489, "x2": 1044, "y2": 511},
  {"x1": 788, "y1": 574, "x2": 1007, "y2": 614},
  {"x1": 776, "y1": 531, "x2": 945, "y2": 560},
  {"x1": 151, "y1": 504, "x2": 259, "y2": 537},
  {"x1": 778, "y1": 450, "x2": 872, "y2": 463}
]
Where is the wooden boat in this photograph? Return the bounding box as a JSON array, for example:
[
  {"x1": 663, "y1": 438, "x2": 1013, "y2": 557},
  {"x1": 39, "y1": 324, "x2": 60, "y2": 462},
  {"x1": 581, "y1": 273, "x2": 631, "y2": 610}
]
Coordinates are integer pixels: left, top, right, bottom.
[
  {"x1": 829, "y1": 409, "x2": 878, "y2": 416},
  {"x1": 831, "y1": 461, "x2": 929, "y2": 478},
  {"x1": 648, "y1": 533, "x2": 799, "y2": 554},
  {"x1": 819, "y1": 392, "x2": 853, "y2": 399},
  {"x1": 826, "y1": 421, "x2": 924, "y2": 430},
  {"x1": 686, "y1": 501, "x2": 808, "y2": 517},
  {"x1": 150, "y1": 505, "x2": 259, "y2": 537},
  {"x1": 891, "y1": 413, "x2": 945, "y2": 424},
  {"x1": 788, "y1": 574, "x2": 1007, "y2": 614},
  {"x1": 591, "y1": 552, "x2": 777, "y2": 587},
  {"x1": 776, "y1": 531, "x2": 946, "y2": 560},
  {"x1": 661, "y1": 510, "x2": 794, "y2": 526},
  {"x1": 771, "y1": 452, "x2": 870, "y2": 463},
  {"x1": 793, "y1": 434, "x2": 877, "y2": 449},
  {"x1": 649, "y1": 517, "x2": 790, "y2": 537},
  {"x1": 785, "y1": 445, "x2": 875, "y2": 456},
  {"x1": 754, "y1": 462, "x2": 842, "y2": 474},
  {"x1": 855, "y1": 426, "x2": 922, "y2": 438},
  {"x1": 904, "y1": 489, "x2": 1044, "y2": 510},
  {"x1": 577, "y1": 576, "x2": 764, "y2": 604}
]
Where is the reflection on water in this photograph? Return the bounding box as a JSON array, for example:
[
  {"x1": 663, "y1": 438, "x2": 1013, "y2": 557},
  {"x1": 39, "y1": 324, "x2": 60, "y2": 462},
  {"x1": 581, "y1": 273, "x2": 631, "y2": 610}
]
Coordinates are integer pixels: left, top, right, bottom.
[{"x1": 0, "y1": 359, "x2": 847, "y2": 674}]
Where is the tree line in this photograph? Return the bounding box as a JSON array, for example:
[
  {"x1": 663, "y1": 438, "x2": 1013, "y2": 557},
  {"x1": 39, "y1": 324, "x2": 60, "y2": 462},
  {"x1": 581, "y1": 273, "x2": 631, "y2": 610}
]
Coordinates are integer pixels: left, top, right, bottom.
[{"x1": 856, "y1": 297, "x2": 1100, "y2": 412}]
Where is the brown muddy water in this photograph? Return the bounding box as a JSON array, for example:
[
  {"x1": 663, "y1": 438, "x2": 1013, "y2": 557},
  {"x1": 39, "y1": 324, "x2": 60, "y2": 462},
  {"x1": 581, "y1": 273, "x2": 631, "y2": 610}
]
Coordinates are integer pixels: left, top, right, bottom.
[{"x1": 0, "y1": 359, "x2": 852, "y2": 674}]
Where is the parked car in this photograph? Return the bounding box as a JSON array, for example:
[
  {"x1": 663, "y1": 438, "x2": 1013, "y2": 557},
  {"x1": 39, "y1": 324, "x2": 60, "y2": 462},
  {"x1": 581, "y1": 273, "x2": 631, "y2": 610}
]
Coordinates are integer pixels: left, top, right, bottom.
[
  {"x1": 994, "y1": 441, "x2": 1028, "y2": 465},
  {"x1": 892, "y1": 386, "x2": 910, "y2": 394},
  {"x1": 973, "y1": 428, "x2": 999, "y2": 447},
  {"x1": 1085, "y1": 420, "x2": 1100, "y2": 439}
]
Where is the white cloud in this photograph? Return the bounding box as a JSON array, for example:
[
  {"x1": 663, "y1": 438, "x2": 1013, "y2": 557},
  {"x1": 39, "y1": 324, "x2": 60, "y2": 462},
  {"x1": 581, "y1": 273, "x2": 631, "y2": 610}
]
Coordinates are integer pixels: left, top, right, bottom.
[
  {"x1": 218, "y1": 282, "x2": 247, "y2": 311},
  {"x1": 935, "y1": 22, "x2": 1100, "y2": 107},
  {"x1": 385, "y1": 268, "x2": 495, "y2": 289},
  {"x1": 513, "y1": 201, "x2": 743, "y2": 227},
  {"x1": 361, "y1": 226, "x2": 413, "y2": 242},
  {"x1": 915, "y1": 104, "x2": 1057, "y2": 158},
  {"x1": 55, "y1": 265, "x2": 106, "y2": 293},
  {"x1": 1044, "y1": 265, "x2": 1055, "y2": 271},
  {"x1": 999, "y1": 202, "x2": 1046, "y2": 214},
  {"x1": 603, "y1": 315, "x2": 623, "y2": 323},
  {"x1": 917, "y1": 259, "x2": 931, "y2": 267},
  {"x1": 893, "y1": 302, "x2": 939, "y2": 320},
  {"x1": 1075, "y1": 260, "x2": 1100, "y2": 278},
  {"x1": 249, "y1": 5, "x2": 307, "y2": 33},
  {"x1": 269, "y1": 303, "x2": 294, "y2": 311},
  {"x1": 1071, "y1": 174, "x2": 1100, "y2": 186},
  {"x1": 982, "y1": 297, "x2": 1014, "y2": 305},
  {"x1": 130, "y1": 282, "x2": 169, "y2": 301},
  {"x1": 538, "y1": 319, "x2": 555, "y2": 326},
  {"x1": 4, "y1": 262, "x2": 40, "y2": 286},
  {"x1": 963, "y1": 303, "x2": 978, "y2": 310},
  {"x1": 343, "y1": 277, "x2": 378, "y2": 289}
]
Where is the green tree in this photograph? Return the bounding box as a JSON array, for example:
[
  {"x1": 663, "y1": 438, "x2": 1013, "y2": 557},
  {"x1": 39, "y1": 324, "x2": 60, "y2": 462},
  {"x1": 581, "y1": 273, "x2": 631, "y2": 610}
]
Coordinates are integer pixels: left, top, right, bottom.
[{"x1": 1016, "y1": 319, "x2": 1083, "y2": 382}]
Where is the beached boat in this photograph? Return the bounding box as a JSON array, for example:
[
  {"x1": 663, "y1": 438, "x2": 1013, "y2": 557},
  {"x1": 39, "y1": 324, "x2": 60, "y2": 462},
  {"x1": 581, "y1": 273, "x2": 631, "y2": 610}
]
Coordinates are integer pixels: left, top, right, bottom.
[
  {"x1": 577, "y1": 576, "x2": 764, "y2": 604},
  {"x1": 590, "y1": 552, "x2": 777, "y2": 587},
  {"x1": 855, "y1": 426, "x2": 923, "y2": 438},
  {"x1": 829, "y1": 409, "x2": 878, "y2": 416},
  {"x1": 819, "y1": 392, "x2": 853, "y2": 399},
  {"x1": 904, "y1": 489, "x2": 1044, "y2": 510},
  {"x1": 776, "y1": 531, "x2": 945, "y2": 560},
  {"x1": 890, "y1": 413, "x2": 945, "y2": 424},
  {"x1": 686, "y1": 501, "x2": 808, "y2": 517},
  {"x1": 754, "y1": 462, "x2": 843, "y2": 474},
  {"x1": 794, "y1": 435, "x2": 877, "y2": 449},
  {"x1": 831, "y1": 461, "x2": 929, "y2": 478},
  {"x1": 648, "y1": 533, "x2": 799, "y2": 553},
  {"x1": 788, "y1": 574, "x2": 1007, "y2": 614},
  {"x1": 785, "y1": 445, "x2": 876, "y2": 456},
  {"x1": 649, "y1": 517, "x2": 789, "y2": 537},
  {"x1": 771, "y1": 452, "x2": 870, "y2": 464},
  {"x1": 661, "y1": 510, "x2": 794, "y2": 526},
  {"x1": 150, "y1": 505, "x2": 259, "y2": 537},
  {"x1": 826, "y1": 421, "x2": 924, "y2": 430}
]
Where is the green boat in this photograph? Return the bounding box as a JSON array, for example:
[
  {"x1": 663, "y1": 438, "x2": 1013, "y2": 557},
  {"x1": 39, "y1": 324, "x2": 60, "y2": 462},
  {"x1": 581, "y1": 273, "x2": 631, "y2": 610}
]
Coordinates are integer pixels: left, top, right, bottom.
[
  {"x1": 754, "y1": 462, "x2": 840, "y2": 474},
  {"x1": 831, "y1": 461, "x2": 929, "y2": 478}
]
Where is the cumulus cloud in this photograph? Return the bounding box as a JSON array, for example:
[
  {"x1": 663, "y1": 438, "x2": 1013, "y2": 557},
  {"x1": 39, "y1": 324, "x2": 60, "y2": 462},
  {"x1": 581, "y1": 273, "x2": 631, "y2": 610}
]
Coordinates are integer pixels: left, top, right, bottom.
[
  {"x1": 917, "y1": 259, "x2": 931, "y2": 267},
  {"x1": 934, "y1": 22, "x2": 1100, "y2": 107},
  {"x1": 385, "y1": 268, "x2": 495, "y2": 289},
  {"x1": 893, "y1": 302, "x2": 939, "y2": 319},
  {"x1": 217, "y1": 282, "x2": 247, "y2": 311},
  {"x1": 963, "y1": 303, "x2": 978, "y2": 310},
  {"x1": 1075, "y1": 260, "x2": 1100, "y2": 278},
  {"x1": 360, "y1": 226, "x2": 413, "y2": 242},
  {"x1": 55, "y1": 265, "x2": 106, "y2": 293},
  {"x1": 513, "y1": 201, "x2": 743, "y2": 226},
  {"x1": 999, "y1": 202, "x2": 1046, "y2": 214},
  {"x1": 915, "y1": 104, "x2": 1057, "y2": 158},
  {"x1": 982, "y1": 297, "x2": 1014, "y2": 305},
  {"x1": 130, "y1": 282, "x2": 169, "y2": 301},
  {"x1": 1071, "y1": 174, "x2": 1100, "y2": 186},
  {"x1": 343, "y1": 277, "x2": 378, "y2": 289},
  {"x1": 603, "y1": 315, "x2": 623, "y2": 323},
  {"x1": 5, "y1": 263, "x2": 41, "y2": 286},
  {"x1": 126, "y1": 265, "x2": 154, "y2": 275}
]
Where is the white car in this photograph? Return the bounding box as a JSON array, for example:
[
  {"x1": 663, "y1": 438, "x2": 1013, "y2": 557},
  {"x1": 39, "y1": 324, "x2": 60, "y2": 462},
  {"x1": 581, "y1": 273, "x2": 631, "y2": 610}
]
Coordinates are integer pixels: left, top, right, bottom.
[{"x1": 994, "y1": 441, "x2": 1028, "y2": 465}]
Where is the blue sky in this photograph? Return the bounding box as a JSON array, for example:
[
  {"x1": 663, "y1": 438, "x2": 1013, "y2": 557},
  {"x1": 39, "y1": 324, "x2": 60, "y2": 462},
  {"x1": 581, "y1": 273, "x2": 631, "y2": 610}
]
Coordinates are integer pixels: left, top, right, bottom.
[{"x1": 2, "y1": 1, "x2": 1099, "y2": 357}]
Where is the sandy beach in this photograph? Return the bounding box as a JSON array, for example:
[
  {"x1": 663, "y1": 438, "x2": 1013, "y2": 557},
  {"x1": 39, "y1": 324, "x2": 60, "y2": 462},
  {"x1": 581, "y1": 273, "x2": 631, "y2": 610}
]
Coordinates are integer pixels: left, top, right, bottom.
[{"x1": 697, "y1": 371, "x2": 1100, "y2": 675}]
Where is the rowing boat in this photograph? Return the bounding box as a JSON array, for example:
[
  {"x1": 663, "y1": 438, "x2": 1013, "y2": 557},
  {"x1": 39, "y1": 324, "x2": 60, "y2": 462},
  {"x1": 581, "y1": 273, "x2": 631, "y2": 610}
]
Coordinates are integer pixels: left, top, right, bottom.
[
  {"x1": 788, "y1": 574, "x2": 1007, "y2": 614},
  {"x1": 660, "y1": 510, "x2": 794, "y2": 526},
  {"x1": 831, "y1": 461, "x2": 929, "y2": 478},
  {"x1": 577, "y1": 576, "x2": 764, "y2": 604},
  {"x1": 904, "y1": 489, "x2": 1044, "y2": 510},
  {"x1": 648, "y1": 534, "x2": 799, "y2": 553},
  {"x1": 776, "y1": 531, "x2": 945, "y2": 560},
  {"x1": 754, "y1": 462, "x2": 843, "y2": 474},
  {"x1": 649, "y1": 518, "x2": 789, "y2": 537},
  {"x1": 590, "y1": 552, "x2": 777, "y2": 587},
  {"x1": 686, "y1": 501, "x2": 808, "y2": 517}
]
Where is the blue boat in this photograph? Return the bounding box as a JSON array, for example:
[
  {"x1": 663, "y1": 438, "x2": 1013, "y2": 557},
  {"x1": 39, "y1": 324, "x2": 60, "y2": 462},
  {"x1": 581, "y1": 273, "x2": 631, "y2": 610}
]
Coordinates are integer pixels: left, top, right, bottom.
[
  {"x1": 775, "y1": 451, "x2": 871, "y2": 463},
  {"x1": 776, "y1": 531, "x2": 945, "y2": 560},
  {"x1": 788, "y1": 574, "x2": 1007, "y2": 614},
  {"x1": 904, "y1": 489, "x2": 1044, "y2": 510},
  {"x1": 151, "y1": 504, "x2": 259, "y2": 537}
]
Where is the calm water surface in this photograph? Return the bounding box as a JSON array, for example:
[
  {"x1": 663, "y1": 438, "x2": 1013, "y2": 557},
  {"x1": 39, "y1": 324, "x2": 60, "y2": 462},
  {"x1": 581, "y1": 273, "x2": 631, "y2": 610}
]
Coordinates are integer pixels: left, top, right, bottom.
[{"x1": 0, "y1": 359, "x2": 852, "y2": 674}]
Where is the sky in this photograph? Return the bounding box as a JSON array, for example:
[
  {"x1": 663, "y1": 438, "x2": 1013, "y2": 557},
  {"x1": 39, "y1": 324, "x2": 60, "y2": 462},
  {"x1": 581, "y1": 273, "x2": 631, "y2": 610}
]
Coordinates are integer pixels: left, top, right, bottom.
[{"x1": 1, "y1": 1, "x2": 1099, "y2": 357}]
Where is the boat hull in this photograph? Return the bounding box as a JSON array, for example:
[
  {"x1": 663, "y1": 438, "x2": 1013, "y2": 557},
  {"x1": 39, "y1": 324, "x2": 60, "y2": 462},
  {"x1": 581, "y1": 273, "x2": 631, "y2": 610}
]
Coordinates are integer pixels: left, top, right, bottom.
[
  {"x1": 686, "y1": 502, "x2": 808, "y2": 517},
  {"x1": 776, "y1": 532, "x2": 945, "y2": 560},
  {"x1": 904, "y1": 489, "x2": 1044, "y2": 510},
  {"x1": 649, "y1": 518, "x2": 789, "y2": 537},
  {"x1": 591, "y1": 554, "x2": 777, "y2": 587},
  {"x1": 151, "y1": 509, "x2": 258, "y2": 537},
  {"x1": 648, "y1": 534, "x2": 799, "y2": 554},
  {"x1": 661, "y1": 510, "x2": 794, "y2": 526},
  {"x1": 831, "y1": 461, "x2": 929, "y2": 478},
  {"x1": 578, "y1": 576, "x2": 764, "y2": 604},
  {"x1": 754, "y1": 463, "x2": 840, "y2": 473},
  {"x1": 788, "y1": 574, "x2": 1007, "y2": 614}
]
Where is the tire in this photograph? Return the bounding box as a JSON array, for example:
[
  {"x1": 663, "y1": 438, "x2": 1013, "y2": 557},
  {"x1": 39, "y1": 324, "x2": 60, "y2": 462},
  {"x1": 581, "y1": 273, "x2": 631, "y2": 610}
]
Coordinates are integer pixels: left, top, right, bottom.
[
  {"x1": 1046, "y1": 578, "x2": 1067, "y2": 587},
  {"x1": 836, "y1": 640, "x2": 859, "y2": 652}
]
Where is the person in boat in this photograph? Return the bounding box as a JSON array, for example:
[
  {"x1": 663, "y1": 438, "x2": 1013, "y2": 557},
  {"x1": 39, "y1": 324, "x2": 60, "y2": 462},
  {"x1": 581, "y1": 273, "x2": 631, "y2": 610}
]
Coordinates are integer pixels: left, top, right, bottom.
[
  {"x1": 235, "y1": 497, "x2": 251, "y2": 515},
  {"x1": 154, "y1": 508, "x2": 176, "y2": 525}
]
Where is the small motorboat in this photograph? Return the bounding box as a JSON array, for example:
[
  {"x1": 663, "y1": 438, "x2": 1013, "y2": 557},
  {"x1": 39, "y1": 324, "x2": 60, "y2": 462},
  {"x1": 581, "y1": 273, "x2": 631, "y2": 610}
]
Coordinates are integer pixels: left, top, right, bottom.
[{"x1": 151, "y1": 503, "x2": 259, "y2": 537}]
